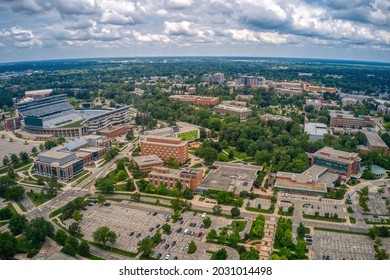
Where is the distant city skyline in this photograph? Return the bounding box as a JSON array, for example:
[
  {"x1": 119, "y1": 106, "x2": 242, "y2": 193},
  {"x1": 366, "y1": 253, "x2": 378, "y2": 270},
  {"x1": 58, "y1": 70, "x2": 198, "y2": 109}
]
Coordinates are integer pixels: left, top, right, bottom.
[{"x1": 0, "y1": 0, "x2": 389, "y2": 63}]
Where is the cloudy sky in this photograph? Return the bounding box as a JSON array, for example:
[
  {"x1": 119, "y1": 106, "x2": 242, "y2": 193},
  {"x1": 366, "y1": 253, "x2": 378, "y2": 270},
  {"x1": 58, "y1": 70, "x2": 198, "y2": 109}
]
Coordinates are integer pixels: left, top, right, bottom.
[{"x1": 0, "y1": 0, "x2": 389, "y2": 63}]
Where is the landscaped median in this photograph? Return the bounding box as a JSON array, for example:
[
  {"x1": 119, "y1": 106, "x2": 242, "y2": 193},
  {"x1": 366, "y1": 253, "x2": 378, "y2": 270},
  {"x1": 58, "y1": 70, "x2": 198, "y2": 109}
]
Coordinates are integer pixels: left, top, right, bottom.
[{"x1": 302, "y1": 211, "x2": 347, "y2": 223}]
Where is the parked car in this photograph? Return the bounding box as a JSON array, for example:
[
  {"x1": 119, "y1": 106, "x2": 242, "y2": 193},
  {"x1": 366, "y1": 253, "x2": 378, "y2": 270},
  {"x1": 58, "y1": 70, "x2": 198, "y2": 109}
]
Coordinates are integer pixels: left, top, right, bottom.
[
  {"x1": 171, "y1": 241, "x2": 176, "y2": 246},
  {"x1": 198, "y1": 232, "x2": 203, "y2": 237},
  {"x1": 156, "y1": 224, "x2": 161, "y2": 229},
  {"x1": 149, "y1": 227, "x2": 154, "y2": 232},
  {"x1": 164, "y1": 244, "x2": 169, "y2": 250},
  {"x1": 104, "y1": 202, "x2": 111, "y2": 207},
  {"x1": 164, "y1": 254, "x2": 171, "y2": 260},
  {"x1": 129, "y1": 232, "x2": 134, "y2": 236},
  {"x1": 173, "y1": 256, "x2": 178, "y2": 260},
  {"x1": 177, "y1": 228, "x2": 182, "y2": 233},
  {"x1": 136, "y1": 233, "x2": 141, "y2": 238},
  {"x1": 161, "y1": 239, "x2": 166, "y2": 244},
  {"x1": 180, "y1": 220, "x2": 184, "y2": 224},
  {"x1": 153, "y1": 212, "x2": 158, "y2": 216},
  {"x1": 157, "y1": 253, "x2": 162, "y2": 259}
]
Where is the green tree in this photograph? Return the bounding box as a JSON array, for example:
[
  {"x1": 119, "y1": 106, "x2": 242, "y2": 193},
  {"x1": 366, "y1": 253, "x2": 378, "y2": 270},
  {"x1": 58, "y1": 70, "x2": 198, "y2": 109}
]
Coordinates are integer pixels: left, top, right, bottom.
[
  {"x1": 116, "y1": 170, "x2": 128, "y2": 181},
  {"x1": 68, "y1": 222, "x2": 81, "y2": 236},
  {"x1": 57, "y1": 137, "x2": 66, "y2": 145},
  {"x1": 137, "y1": 238, "x2": 154, "y2": 257},
  {"x1": 2, "y1": 155, "x2": 9, "y2": 166},
  {"x1": 166, "y1": 157, "x2": 181, "y2": 169},
  {"x1": 131, "y1": 192, "x2": 141, "y2": 201},
  {"x1": 202, "y1": 147, "x2": 218, "y2": 165},
  {"x1": 93, "y1": 226, "x2": 117, "y2": 247},
  {"x1": 72, "y1": 210, "x2": 83, "y2": 222},
  {"x1": 54, "y1": 229, "x2": 68, "y2": 246},
  {"x1": 187, "y1": 240, "x2": 197, "y2": 254},
  {"x1": 8, "y1": 214, "x2": 28, "y2": 235},
  {"x1": 4, "y1": 185, "x2": 25, "y2": 201},
  {"x1": 43, "y1": 176, "x2": 61, "y2": 197},
  {"x1": 7, "y1": 165, "x2": 16, "y2": 179},
  {"x1": 25, "y1": 217, "x2": 54, "y2": 244},
  {"x1": 203, "y1": 216, "x2": 211, "y2": 228},
  {"x1": 0, "y1": 232, "x2": 17, "y2": 260},
  {"x1": 97, "y1": 194, "x2": 106, "y2": 206},
  {"x1": 213, "y1": 205, "x2": 222, "y2": 215},
  {"x1": 10, "y1": 153, "x2": 20, "y2": 167},
  {"x1": 295, "y1": 239, "x2": 307, "y2": 259},
  {"x1": 172, "y1": 210, "x2": 181, "y2": 222},
  {"x1": 37, "y1": 177, "x2": 45, "y2": 186},
  {"x1": 175, "y1": 181, "x2": 182, "y2": 191},
  {"x1": 183, "y1": 188, "x2": 194, "y2": 200},
  {"x1": 207, "y1": 229, "x2": 218, "y2": 241},
  {"x1": 243, "y1": 248, "x2": 260, "y2": 260},
  {"x1": 227, "y1": 230, "x2": 240, "y2": 246},
  {"x1": 125, "y1": 130, "x2": 134, "y2": 141},
  {"x1": 126, "y1": 179, "x2": 136, "y2": 191},
  {"x1": 375, "y1": 248, "x2": 389, "y2": 260},
  {"x1": 231, "y1": 207, "x2": 240, "y2": 217},
  {"x1": 78, "y1": 240, "x2": 91, "y2": 257},
  {"x1": 152, "y1": 230, "x2": 162, "y2": 245},
  {"x1": 297, "y1": 223, "x2": 306, "y2": 239},
  {"x1": 31, "y1": 147, "x2": 38, "y2": 155},
  {"x1": 61, "y1": 236, "x2": 79, "y2": 257},
  {"x1": 162, "y1": 223, "x2": 171, "y2": 234},
  {"x1": 269, "y1": 253, "x2": 288, "y2": 260},
  {"x1": 211, "y1": 248, "x2": 227, "y2": 260},
  {"x1": 19, "y1": 151, "x2": 29, "y2": 164}
]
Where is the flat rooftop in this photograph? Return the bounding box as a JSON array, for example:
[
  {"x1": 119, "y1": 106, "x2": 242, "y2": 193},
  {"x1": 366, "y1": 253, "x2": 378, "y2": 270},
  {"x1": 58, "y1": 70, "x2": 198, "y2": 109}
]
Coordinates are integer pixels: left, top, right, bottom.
[
  {"x1": 274, "y1": 177, "x2": 328, "y2": 193},
  {"x1": 304, "y1": 122, "x2": 328, "y2": 136},
  {"x1": 38, "y1": 150, "x2": 71, "y2": 160},
  {"x1": 215, "y1": 104, "x2": 252, "y2": 112},
  {"x1": 133, "y1": 155, "x2": 163, "y2": 166},
  {"x1": 364, "y1": 131, "x2": 388, "y2": 148},
  {"x1": 312, "y1": 146, "x2": 360, "y2": 164},
  {"x1": 199, "y1": 161, "x2": 262, "y2": 193}
]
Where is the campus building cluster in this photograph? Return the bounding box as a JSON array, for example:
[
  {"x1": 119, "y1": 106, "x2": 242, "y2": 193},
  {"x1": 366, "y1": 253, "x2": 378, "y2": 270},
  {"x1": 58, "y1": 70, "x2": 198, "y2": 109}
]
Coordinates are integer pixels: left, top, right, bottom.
[
  {"x1": 214, "y1": 101, "x2": 252, "y2": 120},
  {"x1": 140, "y1": 137, "x2": 188, "y2": 164},
  {"x1": 330, "y1": 110, "x2": 375, "y2": 129},
  {"x1": 34, "y1": 135, "x2": 111, "y2": 181},
  {"x1": 142, "y1": 122, "x2": 202, "y2": 142},
  {"x1": 148, "y1": 167, "x2": 203, "y2": 190},
  {"x1": 169, "y1": 95, "x2": 219, "y2": 106},
  {"x1": 275, "y1": 147, "x2": 362, "y2": 195}
]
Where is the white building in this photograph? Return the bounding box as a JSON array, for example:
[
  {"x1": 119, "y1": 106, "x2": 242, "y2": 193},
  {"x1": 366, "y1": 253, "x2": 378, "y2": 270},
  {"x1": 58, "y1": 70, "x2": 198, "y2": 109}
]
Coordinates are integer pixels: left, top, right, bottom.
[{"x1": 304, "y1": 122, "x2": 328, "y2": 141}]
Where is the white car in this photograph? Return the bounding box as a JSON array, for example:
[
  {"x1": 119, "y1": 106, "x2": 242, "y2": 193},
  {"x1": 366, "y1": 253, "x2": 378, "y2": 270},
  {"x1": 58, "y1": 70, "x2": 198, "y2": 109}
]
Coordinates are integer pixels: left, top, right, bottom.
[{"x1": 165, "y1": 254, "x2": 171, "y2": 260}]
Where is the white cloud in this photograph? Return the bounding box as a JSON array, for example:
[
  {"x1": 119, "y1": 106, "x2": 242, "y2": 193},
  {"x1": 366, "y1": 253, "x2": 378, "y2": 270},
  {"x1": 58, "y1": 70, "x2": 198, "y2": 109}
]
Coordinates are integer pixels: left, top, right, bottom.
[
  {"x1": 133, "y1": 31, "x2": 170, "y2": 43},
  {"x1": 164, "y1": 21, "x2": 197, "y2": 36},
  {"x1": 165, "y1": 0, "x2": 193, "y2": 9},
  {"x1": 100, "y1": 10, "x2": 135, "y2": 25}
]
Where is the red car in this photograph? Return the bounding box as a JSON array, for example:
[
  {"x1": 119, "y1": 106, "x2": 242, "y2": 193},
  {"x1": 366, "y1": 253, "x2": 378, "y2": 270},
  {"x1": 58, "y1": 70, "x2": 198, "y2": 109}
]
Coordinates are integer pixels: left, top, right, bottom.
[{"x1": 198, "y1": 232, "x2": 203, "y2": 237}]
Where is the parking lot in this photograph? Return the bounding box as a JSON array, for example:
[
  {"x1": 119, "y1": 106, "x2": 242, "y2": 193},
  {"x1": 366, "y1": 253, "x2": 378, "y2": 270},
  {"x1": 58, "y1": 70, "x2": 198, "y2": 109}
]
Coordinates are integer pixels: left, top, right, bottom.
[
  {"x1": 301, "y1": 202, "x2": 347, "y2": 218},
  {"x1": 368, "y1": 193, "x2": 389, "y2": 215},
  {"x1": 248, "y1": 198, "x2": 271, "y2": 209},
  {"x1": 0, "y1": 137, "x2": 38, "y2": 167},
  {"x1": 78, "y1": 201, "x2": 236, "y2": 260},
  {"x1": 311, "y1": 230, "x2": 375, "y2": 260}
]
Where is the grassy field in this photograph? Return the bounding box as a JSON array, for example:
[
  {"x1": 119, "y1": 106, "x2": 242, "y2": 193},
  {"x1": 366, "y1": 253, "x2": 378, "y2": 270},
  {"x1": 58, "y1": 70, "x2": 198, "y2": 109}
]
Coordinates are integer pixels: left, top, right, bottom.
[
  {"x1": 59, "y1": 120, "x2": 83, "y2": 128},
  {"x1": 16, "y1": 200, "x2": 27, "y2": 212},
  {"x1": 26, "y1": 192, "x2": 55, "y2": 206},
  {"x1": 302, "y1": 212, "x2": 347, "y2": 223}
]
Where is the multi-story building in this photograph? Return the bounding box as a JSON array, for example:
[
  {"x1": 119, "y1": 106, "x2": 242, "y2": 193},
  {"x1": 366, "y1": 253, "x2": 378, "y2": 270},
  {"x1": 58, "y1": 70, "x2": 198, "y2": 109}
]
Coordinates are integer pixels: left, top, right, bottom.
[
  {"x1": 304, "y1": 122, "x2": 328, "y2": 141},
  {"x1": 169, "y1": 95, "x2": 219, "y2": 106},
  {"x1": 235, "y1": 94, "x2": 254, "y2": 101},
  {"x1": 330, "y1": 110, "x2": 375, "y2": 128},
  {"x1": 203, "y1": 73, "x2": 225, "y2": 85},
  {"x1": 132, "y1": 155, "x2": 164, "y2": 173},
  {"x1": 148, "y1": 167, "x2": 203, "y2": 190},
  {"x1": 310, "y1": 147, "x2": 362, "y2": 178},
  {"x1": 342, "y1": 97, "x2": 359, "y2": 106},
  {"x1": 143, "y1": 122, "x2": 201, "y2": 142},
  {"x1": 214, "y1": 104, "x2": 252, "y2": 120},
  {"x1": 305, "y1": 99, "x2": 328, "y2": 111},
  {"x1": 141, "y1": 137, "x2": 188, "y2": 164},
  {"x1": 236, "y1": 76, "x2": 265, "y2": 87},
  {"x1": 260, "y1": 114, "x2": 292, "y2": 122},
  {"x1": 98, "y1": 125, "x2": 132, "y2": 138},
  {"x1": 25, "y1": 89, "x2": 53, "y2": 99},
  {"x1": 275, "y1": 165, "x2": 338, "y2": 195},
  {"x1": 303, "y1": 84, "x2": 337, "y2": 93},
  {"x1": 4, "y1": 116, "x2": 22, "y2": 131},
  {"x1": 364, "y1": 131, "x2": 389, "y2": 155},
  {"x1": 34, "y1": 150, "x2": 83, "y2": 181}
]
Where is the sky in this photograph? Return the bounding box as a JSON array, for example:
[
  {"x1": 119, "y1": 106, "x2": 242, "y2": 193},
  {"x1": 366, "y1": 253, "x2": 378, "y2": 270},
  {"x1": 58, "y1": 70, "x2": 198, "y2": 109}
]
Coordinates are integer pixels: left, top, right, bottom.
[{"x1": 0, "y1": 0, "x2": 389, "y2": 63}]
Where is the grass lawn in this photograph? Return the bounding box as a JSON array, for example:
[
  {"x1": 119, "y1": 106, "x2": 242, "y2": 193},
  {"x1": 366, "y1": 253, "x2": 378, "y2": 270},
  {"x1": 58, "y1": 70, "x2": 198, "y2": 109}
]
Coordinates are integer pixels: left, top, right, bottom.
[
  {"x1": 15, "y1": 160, "x2": 34, "y2": 172},
  {"x1": 115, "y1": 183, "x2": 130, "y2": 192},
  {"x1": 86, "y1": 254, "x2": 106, "y2": 260},
  {"x1": 231, "y1": 220, "x2": 247, "y2": 232},
  {"x1": 26, "y1": 192, "x2": 55, "y2": 206},
  {"x1": 0, "y1": 221, "x2": 8, "y2": 227},
  {"x1": 68, "y1": 170, "x2": 90, "y2": 183},
  {"x1": 246, "y1": 206, "x2": 275, "y2": 214},
  {"x1": 59, "y1": 120, "x2": 83, "y2": 128},
  {"x1": 302, "y1": 212, "x2": 346, "y2": 223},
  {"x1": 2, "y1": 203, "x2": 19, "y2": 216},
  {"x1": 16, "y1": 200, "x2": 27, "y2": 212},
  {"x1": 89, "y1": 242, "x2": 137, "y2": 258},
  {"x1": 191, "y1": 163, "x2": 203, "y2": 168},
  {"x1": 314, "y1": 227, "x2": 369, "y2": 236},
  {"x1": 16, "y1": 235, "x2": 41, "y2": 257},
  {"x1": 225, "y1": 148, "x2": 249, "y2": 160},
  {"x1": 21, "y1": 177, "x2": 40, "y2": 185},
  {"x1": 349, "y1": 217, "x2": 356, "y2": 224}
]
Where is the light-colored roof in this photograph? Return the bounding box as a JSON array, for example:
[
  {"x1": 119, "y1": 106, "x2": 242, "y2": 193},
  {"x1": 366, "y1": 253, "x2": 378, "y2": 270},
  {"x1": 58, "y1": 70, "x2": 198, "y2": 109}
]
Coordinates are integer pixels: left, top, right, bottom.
[
  {"x1": 215, "y1": 104, "x2": 252, "y2": 112},
  {"x1": 38, "y1": 150, "x2": 71, "y2": 160},
  {"x1": 312, "y1": 146, "x2": 360, "y2": 163},
  {"x1": 304, "y1": 122, "x2": 328, "y2": 136},
  {"x1": 64, "y1": 137, "x2": 88, "y2": 151},
  {"x1": 364, "y1": 131, "x2": 388, "y2": 148},
  {"x1": 133, "y1": 155, "x2": 163, "y2": 166}
]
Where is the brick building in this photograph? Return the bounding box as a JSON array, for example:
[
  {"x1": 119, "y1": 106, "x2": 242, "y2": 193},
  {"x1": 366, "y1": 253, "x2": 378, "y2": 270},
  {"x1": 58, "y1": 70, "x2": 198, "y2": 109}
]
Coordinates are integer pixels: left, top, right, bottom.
[
  {"x1": 330, "y1": 110, "x2": 375, "y2": 128},
  {"x1": 132, "y1": 155, "x2": 164, "y2": 173},
  {"x1": 148, "y1": 167, "x2": 203, "y2": 190},
  {"x1": 310, "y1": 147, "x2": 362, "y2": 178},
  {"x1": 141, "y1": 137, "x2": 188, "y2": 164}
]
